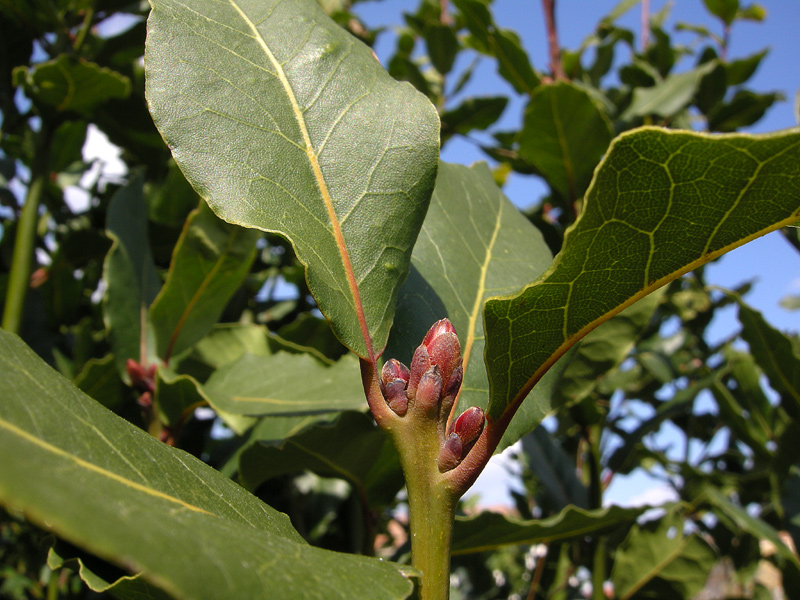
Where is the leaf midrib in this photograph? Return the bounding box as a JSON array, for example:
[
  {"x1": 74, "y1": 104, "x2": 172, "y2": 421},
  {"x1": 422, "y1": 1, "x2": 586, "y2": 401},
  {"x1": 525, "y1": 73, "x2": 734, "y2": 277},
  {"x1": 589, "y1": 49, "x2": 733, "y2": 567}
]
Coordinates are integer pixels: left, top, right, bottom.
[
  {"x1": 227, "y1": 0, "x2": 374, "y2": 360},
  {"x1": 0, "y1": 416, "x2": 212, "y2": 516}
]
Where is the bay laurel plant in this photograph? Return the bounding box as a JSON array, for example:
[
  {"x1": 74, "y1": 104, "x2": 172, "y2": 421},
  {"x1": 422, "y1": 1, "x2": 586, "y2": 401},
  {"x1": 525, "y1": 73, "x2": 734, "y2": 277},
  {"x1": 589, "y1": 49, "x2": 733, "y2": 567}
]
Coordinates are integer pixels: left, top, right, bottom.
[{"x1": 1, "y1": 0, "x2": 800, "y2": 598}]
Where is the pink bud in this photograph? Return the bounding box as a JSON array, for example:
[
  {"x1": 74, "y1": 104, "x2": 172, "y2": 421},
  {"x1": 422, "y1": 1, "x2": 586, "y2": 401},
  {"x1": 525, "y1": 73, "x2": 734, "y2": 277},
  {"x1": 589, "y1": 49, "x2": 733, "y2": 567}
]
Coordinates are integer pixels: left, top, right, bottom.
[
  {"x1": 381, "y1": 359, "x2": 409, "y2": 388},
  {"x1": 406, "y1": 344, "x2": 431, "y2": 399},
  {"x1": 384, "y1": 379, "x2": 409, "y2": 416},
  {"x1": 441, "y1": 364, "x2": 463, "y2": 402},
  {"x1": 426, "y1": 331, "x2": 462, "y2": 385},
  {"x1": 452, "y1": 406, "x2": 485, "y2": 446},
  {"x1": 414, "y1": 365, "x2": 442, "y2": 411},
  {"x1": 422, "y1": 318, "x2": 457, "y2": 347},
  {"x1": 437, "y1": 433, "x2": 463, "y2": 472}
]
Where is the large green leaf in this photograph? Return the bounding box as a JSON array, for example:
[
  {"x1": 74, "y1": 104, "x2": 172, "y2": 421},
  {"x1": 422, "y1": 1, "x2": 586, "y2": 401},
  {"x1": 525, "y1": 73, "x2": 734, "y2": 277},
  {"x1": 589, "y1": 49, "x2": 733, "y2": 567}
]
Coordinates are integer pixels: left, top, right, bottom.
[
  {"x1": 145, "y1": 0, "x2": 439, "y2": 359},
  {"x1": 385, "y1": 162, "x2": 553, "y2": 431},
  {"x1": 450, "y1": 504, "x2": 650, "y2": 555},
  {"x1": 611, "y1": 508, "x2": 717, "y2": 600},
  {"x1": 204, "y1": 352, "x2": 365, "y2": 416},
  {"x1": 518, "y1": 81, "x2": 613, "y2": 200},
  {"x1": 149, "y1": 200, "x2": 259, "y2": 362},
  {"x1": 484, "y1": 127, "x2": 800, "y2": 423},
  {"x1": 0, "y1": 329, "x2": 413, "y2": 599},
  {"x1": 103, "y1": 173, "x2": 161, "y2": 377}
]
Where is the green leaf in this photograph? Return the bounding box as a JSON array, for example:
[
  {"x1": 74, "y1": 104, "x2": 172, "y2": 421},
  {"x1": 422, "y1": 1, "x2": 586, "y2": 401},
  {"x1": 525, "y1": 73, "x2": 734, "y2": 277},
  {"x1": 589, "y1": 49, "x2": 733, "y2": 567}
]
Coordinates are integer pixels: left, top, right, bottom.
[
  {"x1": 737, "y1": 3, "x2": 766, "y2": 21},
  {"x1": 149, "y1": 200, "x2": 259, "y2": 362},
  {"x1": 621, "y1": 60, "x2": 719, "y2": 121},
  {"x1": 239, "y1": 411, "x2": 403, "y2": 508},
  {"x1": 48, "y1": 544, "x2": 173, "y2": 600},
  {"x1": 736, "y1": 299, "x2": 800, "y2": 418},
  {"x1": 703, "y1": 0, "x2": 739, "y2": 25},
  {"x1": 519, "y1": 81, "x2": 613, "y2": 200},
  {"x1": 708, "y1": 90, "x2": 783, "y2": 133},
  {"x1": 204, "y1": 352, "x2": 365, "y2": 416},
  {"x1": 611, "y1": 508, "x2": 717, "y2": 600},
  {"x1": 13, "y1": 55, "x2": 130, "y2": 116},
  {"x1": 74, "y1": 354, "x2": 125, "y2": 410},
  {"x1": 440, "y1": 96, "x2": 508, "y2": 143},
  {"x1": 556, "y1": 290, "x2": 663, "y2": 406},
  {"x1": 451, "y1": 504, "x2": 650, "y2": 555},
  {"x1": 725, "y1": 48, "x2": 768, "y2": 86},
  {"x1": 145, "y1": 0, "x2": 439, "y2": 360},
  {"x1": 521, "y1": 426, "x2": 588, "y2": 510},
  {"x1": 423, "y1": 23, "x2": 459, "y2": 75},
  {"x1": 453, "y1": 0, "x2": 540, "y2": 94},
  {"x1": 484, "y1": 127, "x2": 800, "y2": 423},
  {"x1": 0, "y1": 329, "x2": 413, "y2": 599},
  {"x1": 154, "y1": 369, "x2": 206, "y2": 427},
  {"x1": 102, "y1": 173, "x2": 161, "y2": 377},
  {"x1": 385, "y1": 162, "x2": 552, "y2": 428}
]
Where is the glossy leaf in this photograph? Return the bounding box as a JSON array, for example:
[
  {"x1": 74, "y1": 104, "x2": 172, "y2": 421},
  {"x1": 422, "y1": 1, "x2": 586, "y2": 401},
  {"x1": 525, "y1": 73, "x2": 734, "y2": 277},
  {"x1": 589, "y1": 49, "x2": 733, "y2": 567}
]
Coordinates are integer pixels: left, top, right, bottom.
[
  {"x1": 611, "y1": 509, "x2": 717, "y2": 599},
  {"x1": 204, "y1": 352, "x2": 365, "y2": 416},
  {"x1": 238, "y1": 411, "x2": 403, "y2": 508},
  {"x1": 484, "y1": 127, "x2": 800, "y2": 422},
  {"x1": 451, "y1": 504, "x2": 650, "y2": 555},
  {"x1": 102, "y1": 173, "x2": 161, "y2": 378},
  {"x1": 385, "y1": 162, "x2": 553, "y2": 430},
  {"x1": 145, "y1": 0, "x2": 439, "y2": 359},
  {"x1": 519, "y1": 82, "x2": 613, "y2": 201},
  {"x1": 150, "y1": 200, "x2": 259, "y2": 362},
  {"x1": 0, "y1": 329, "x2": 413, "y2": 599},
  {"x1": 12, "y1": 55, "x2": 130, "y2": 116}
]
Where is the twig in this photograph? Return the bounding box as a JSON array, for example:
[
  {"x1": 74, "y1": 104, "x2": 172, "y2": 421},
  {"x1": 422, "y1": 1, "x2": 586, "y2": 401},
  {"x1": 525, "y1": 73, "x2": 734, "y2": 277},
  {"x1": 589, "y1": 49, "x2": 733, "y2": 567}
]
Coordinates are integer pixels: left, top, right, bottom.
[{"x1": 541, "y1": 0, "x2": 565, "y2": 80}]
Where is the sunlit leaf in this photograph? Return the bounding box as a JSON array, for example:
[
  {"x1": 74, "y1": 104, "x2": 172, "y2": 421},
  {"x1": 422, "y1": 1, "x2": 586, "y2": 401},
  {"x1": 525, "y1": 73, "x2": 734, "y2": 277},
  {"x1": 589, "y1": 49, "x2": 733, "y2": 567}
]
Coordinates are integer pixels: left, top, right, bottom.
[{"x1": 145, "y1": 0, "x2": 439, "y2": 359}]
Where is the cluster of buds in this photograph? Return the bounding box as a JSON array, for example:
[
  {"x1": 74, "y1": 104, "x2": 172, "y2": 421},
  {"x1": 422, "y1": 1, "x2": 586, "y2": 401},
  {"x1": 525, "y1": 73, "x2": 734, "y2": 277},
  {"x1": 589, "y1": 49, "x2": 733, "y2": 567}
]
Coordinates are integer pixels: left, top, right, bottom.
[
  {"x1": 126, "y1": 359, "x2": 156, "y2": 409},
  {"x1": 379, "y1": 319, "x2": 485, "y2": 473}
]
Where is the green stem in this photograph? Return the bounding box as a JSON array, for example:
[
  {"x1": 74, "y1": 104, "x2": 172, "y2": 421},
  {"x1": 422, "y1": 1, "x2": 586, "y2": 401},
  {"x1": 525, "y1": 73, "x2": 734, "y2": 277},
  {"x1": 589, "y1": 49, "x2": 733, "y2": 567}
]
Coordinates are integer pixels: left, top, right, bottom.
[
  {"x1": 404, "y1": 451, "x2": 457, "y2": 600},
  {"x1": 2, "y1": 128, "x2": 51, "y2": 333},
  {"x1": 390, "y1": 411, "x2": 458, "y2": 600}
]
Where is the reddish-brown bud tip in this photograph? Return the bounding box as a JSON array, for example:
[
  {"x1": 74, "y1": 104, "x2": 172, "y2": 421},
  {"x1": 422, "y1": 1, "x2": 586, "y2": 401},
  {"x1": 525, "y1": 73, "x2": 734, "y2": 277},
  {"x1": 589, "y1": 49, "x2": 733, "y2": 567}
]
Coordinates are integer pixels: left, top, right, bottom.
[
  {"x1": 384, "y1": 379, "x2": 409, "y2": 416},
  {"x1": 453, "y1": 406, "x2": 485, "y2": 446},
  {"x1": 381, "y1": 359, "x2": 409, "y2": 387},
  {"x1": 423, "y1": 318, "x2": 457, "y2": 347},
  {"x1": 406, "y1": 344, "x2": 431, "y2": 399},
  {"x1": 437, "y1": 433, "x2": 464, "y2": 472},
  {"x1": 126, "y1": 359, "x2": 155, "y2": 393},
  {"x1": 442, "y1": 364, "x2": 463, "y2": 401},
  {"x1": 414, "y1": 365, "x2": 442, "y2": 410}
]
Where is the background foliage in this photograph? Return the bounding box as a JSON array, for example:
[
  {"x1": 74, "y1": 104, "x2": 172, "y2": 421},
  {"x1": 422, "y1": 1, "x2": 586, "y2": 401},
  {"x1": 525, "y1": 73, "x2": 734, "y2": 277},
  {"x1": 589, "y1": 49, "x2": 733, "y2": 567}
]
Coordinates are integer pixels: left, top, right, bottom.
[{"x1": 1, "y1": 0, "x2": 799, "y2": 598}]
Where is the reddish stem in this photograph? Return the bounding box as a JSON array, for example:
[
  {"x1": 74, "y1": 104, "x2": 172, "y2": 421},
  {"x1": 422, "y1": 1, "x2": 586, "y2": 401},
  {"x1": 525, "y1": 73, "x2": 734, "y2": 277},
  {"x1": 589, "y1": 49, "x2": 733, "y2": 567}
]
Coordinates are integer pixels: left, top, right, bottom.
[{"x1": 542, "y1": 0, "x2": 565, "y2": 80}]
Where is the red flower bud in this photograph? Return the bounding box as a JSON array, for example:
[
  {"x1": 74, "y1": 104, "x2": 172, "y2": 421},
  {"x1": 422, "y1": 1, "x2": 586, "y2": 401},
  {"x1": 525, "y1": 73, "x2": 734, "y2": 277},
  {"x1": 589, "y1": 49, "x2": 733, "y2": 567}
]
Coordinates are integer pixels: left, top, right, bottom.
[
  {"x1": 126, "y1": 359, "x2": 155, "y2": 394},
  {"x1": 406, "y1": 344, "x2": 431, "y2": 400},
  {"x1": 381, "y1": 359, "x2": 409, "y2": 388},
  {"x1": 437, "y1": 433, "x2": 463, "y2": 472},
  {"x1": 452, "y1": 406, "x2": 485, "y2": 447},
  {"x1": 384, "y1": 379, "x2": 409, "y2": 416},
  {"x1": 414, "y1": 365, "x2": 442, "y2": 411}
]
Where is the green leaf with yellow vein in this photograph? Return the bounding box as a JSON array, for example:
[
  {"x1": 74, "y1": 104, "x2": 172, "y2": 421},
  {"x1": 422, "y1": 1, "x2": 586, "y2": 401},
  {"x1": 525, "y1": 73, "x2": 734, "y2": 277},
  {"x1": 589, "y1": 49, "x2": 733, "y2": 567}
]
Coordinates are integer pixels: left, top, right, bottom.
[
  {"x1": 0, "y1": 328, "x2": 413, "y2": 600},
  {"x1": 204, "y1": 352, "x2": 365, "y2": 416},
  {"x1": 385, "y1": 162, "x2": 553, "y2": 428},
  {"x1": 149, "y1": 200, "x2": 259, "y2": 362},
  {"x1": 145, "y1": 0, "x2": 439, "y2": 360},
  {"x1": 484, "y1": 127, "x2": 800, "y2": 423},
  {"x1": 451, "y1": 504, "x2": 650, "y2": 555}
]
